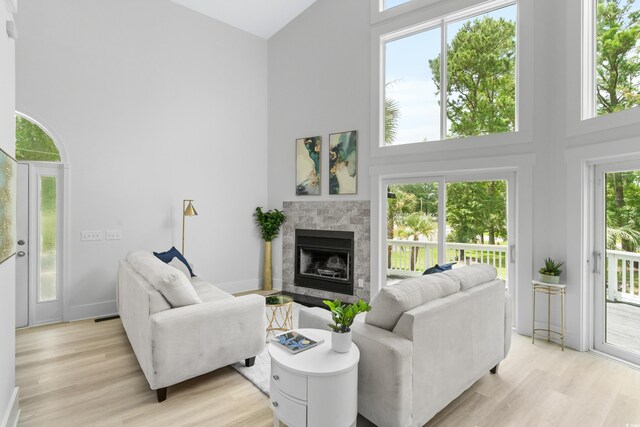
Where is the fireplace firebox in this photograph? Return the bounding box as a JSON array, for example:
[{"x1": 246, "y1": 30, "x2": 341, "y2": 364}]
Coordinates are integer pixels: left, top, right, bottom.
[{"x1": 295, "y1": 229, "x2": 354, "y2": 295}]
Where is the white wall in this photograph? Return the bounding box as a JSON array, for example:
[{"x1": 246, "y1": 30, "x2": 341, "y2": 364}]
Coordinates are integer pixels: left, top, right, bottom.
[
  {"x1": 267, "y1": 0, "x2": 371, "y2": 289},
  {"x1": 268, "y1": 0, "x2": 640, "y2": 350},
  {"x1": 0, "y1": 0, "x2": 17, "y2": 424},
  {"x1": 16, "y1": 0, "x2": 269, "y2": 320}
]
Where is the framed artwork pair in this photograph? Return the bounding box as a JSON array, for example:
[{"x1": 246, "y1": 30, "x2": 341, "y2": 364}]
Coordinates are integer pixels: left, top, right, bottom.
[{"x1": 295, "y1": 130, "x2": 357, "y2": 196}]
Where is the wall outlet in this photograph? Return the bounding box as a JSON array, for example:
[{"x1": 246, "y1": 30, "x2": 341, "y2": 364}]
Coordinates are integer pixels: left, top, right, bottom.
[
  {"x1": 358, "y1": 278, "x2": 364, "y2": 288},
  {"x1": 105, "y1": 230, "x2": 122, "y2": 240},
  {"x1": 81, "y1": 231, "x2": 103, "y2": 241}
]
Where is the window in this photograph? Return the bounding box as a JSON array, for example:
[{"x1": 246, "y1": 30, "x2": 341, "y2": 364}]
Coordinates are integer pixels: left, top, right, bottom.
[
  {"x1": 39, "y1": 175, "x2": 57, "y2": 302},
  {"x1": 382, "y1": 1, "x2": 518, "y2": 146},
  {"x1": 383, "y1": 0, "x2": 411, "y2": 11},
  {"x1": 16, "y1": 115, "x2": 61, "y2": 162},
  {"x1": 385, "y1": 178, "x2": 511, "y2": 287},
  {"x1": 589, "y1": 0, "x2": 640, "y2": 117}
]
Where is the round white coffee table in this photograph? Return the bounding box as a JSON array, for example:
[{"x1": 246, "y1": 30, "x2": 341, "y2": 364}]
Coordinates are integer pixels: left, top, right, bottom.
[{"x1": 269, "y1": 328, "x2": 359, "y2": 427}]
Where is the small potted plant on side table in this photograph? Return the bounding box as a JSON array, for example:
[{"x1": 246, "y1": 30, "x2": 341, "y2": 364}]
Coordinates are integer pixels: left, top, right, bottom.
[
  {"x1": 323, "y1": 299, "x2": 371, "y2": 353},
  {"x1": 538, "y1": 257, "x2": 564, "y2": 284}
]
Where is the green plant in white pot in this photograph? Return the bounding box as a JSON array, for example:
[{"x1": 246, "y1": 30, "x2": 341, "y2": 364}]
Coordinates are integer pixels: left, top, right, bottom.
[
  {"x1": 538, "y1": 258, "x2": 564, "y2": 284},
  {"x1": 323, "y1": 299, "x2": 371, "y2": 353}
]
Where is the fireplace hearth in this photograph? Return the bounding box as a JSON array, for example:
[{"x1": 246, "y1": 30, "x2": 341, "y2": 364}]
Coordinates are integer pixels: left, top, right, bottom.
[{"x1": 295, "y1": 229, "x2": 354, "y2": 295}]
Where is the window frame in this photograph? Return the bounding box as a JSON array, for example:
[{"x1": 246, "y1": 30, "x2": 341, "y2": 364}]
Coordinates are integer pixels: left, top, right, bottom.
[
  {"x1": 581, "y1": 0, "x2": 640, "y2": 121},
  {"x1": 371, "y1": 0, "x2": 534, "y2": 158},
  {"x1": 582, "y1": 0, "x2": 597, "y2": 120},
  {"x1": 372, "y1": 0, "x2": 442, "y2": 24}
]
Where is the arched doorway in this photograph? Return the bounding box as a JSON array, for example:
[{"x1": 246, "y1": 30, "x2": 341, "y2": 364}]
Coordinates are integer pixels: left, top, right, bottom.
[{"x1": 15, "y1": 113, "x2": 66, "y2": 327}]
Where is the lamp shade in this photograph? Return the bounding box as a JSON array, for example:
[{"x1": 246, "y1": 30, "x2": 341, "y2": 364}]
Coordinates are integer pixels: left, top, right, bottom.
[{"x1": 183, "y1": 200, "x2": 198, "y2": 217}]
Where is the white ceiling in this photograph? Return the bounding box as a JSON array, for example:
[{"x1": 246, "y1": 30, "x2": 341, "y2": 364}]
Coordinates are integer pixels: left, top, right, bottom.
[{"x1": 170, "y1": 0, "x2": 318, "y2": 39}]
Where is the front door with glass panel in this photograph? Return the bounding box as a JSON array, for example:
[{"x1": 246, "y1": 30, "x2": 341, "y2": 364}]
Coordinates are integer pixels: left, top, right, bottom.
[
  {"x1": 15, "y1": 163, "x2": 64, "y2": 326},
  {"x1": 594, "y1": 162, "x2": 640, "y2": 365}
]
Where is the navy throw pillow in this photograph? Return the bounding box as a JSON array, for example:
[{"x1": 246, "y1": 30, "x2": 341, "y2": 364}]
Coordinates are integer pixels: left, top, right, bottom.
[
  {"x1": 153, "y1": 246, "x2": 195, "y2": 277},
  {"x1": 422, "y1": 262, "x2": 456, "y2": 275}
]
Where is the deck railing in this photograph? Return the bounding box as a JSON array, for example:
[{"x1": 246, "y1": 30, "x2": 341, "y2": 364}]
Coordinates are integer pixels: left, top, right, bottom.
[
  {"x1": 387, "y1": 240, "x2": 507, "y2": 280},
  {"x1": 607, "y1": 250, "x2": 640, "y2": 304}
]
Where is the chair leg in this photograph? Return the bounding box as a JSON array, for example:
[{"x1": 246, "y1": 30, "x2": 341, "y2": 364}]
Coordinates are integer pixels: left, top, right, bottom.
[
  {"x1": 245, "y1": 357, "x2": 256, "y2": 367},
  {"x1": 490, "y1": 363, "x2": 499, "y2": 374},
  {"x1": 157, "y1": 387, "x2": 167, "y2": 402}
]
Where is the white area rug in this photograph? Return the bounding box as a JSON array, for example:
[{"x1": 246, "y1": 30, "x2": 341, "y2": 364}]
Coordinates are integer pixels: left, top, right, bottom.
[{"x1": 230, "y1": 302, "x2": 303, "y2": 396}]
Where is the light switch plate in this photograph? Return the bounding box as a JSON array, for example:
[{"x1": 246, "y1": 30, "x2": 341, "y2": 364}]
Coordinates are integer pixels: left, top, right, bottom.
[
  {"x1": 105, "y1": 230, "x2": 122, "y2": 240},
  {"x1": 81, "y1": 231, "x2": 103, "y2": 241}
]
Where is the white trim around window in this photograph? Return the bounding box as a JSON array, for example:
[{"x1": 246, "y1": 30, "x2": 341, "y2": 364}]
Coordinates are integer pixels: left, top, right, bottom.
[{"x1": 370, "y1": 0, "x2": 534, "y2": 158}]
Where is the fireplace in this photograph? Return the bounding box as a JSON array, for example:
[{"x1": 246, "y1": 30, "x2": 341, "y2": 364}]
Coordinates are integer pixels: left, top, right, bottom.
[{"x1": 295, "y1": 229, "x2": 354, "y2": 295}]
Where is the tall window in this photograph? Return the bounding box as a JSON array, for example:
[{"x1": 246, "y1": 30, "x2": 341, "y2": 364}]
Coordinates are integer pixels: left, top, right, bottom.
[
  {"x1": 383, "y1": 2, "x2": 517, "y2": 145},
  {"x1": 594, "y1": 0, "x2": 640, "y2": 116}
]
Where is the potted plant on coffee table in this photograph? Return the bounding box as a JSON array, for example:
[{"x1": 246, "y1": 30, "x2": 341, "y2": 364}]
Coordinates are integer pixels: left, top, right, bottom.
[
  {"x1": 254, "y1": 207, "x2": 286, "y2": 291},
  {"x1": 323, "y1": 299, "x2": 371, "y2": 353},
  {"x1": 538, "y1": 257, "x2": 564, "y2": 284}
]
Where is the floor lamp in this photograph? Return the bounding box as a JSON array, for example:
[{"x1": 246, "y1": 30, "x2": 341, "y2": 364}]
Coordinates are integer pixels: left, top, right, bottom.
[{"x1": 182, "y1": 199, "x2": 198, "y2": 255}]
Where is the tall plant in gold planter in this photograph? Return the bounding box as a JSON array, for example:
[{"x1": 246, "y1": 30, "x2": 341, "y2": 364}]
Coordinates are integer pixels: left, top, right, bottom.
[{"x1": 254, "y1": 207, "x2": 286, "y2": 291}]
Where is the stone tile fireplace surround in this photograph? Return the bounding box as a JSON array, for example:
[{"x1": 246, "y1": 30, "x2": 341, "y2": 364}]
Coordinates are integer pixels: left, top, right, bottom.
[{"x1": 282, "y1": 201, "x2": 370, "y2": 303}]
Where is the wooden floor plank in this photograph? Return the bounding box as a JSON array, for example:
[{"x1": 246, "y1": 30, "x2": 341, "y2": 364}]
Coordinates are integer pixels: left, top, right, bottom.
[{"x1": 16, "y1": 319, "x2": 640, "y2": 426}]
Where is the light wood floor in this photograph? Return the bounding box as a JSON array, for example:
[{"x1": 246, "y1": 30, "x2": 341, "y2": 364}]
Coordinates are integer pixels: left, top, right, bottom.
[{"x1": 16, "y1": 319, "x2": 640, "y2": 427}]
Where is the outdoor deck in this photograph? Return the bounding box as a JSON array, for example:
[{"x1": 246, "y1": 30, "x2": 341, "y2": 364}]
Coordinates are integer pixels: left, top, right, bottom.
[{"x1": 607, "y1": 301, "x2": 640, "y2": 355}]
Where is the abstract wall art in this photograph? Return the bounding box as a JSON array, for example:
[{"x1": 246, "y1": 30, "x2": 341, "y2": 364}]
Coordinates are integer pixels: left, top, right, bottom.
[
  {"x1": 329, "y1": 130, "x2": 357, "y2": 195},
  {"x1": 0, "y1": 148, "x2": 17, "y2": 264},
  {"x1": 296, "y1": 136, "x2": 321, "y2": 195}
]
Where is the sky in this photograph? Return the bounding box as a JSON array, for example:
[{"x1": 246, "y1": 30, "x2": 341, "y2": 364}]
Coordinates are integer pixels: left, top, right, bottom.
[
  {"x1": 384, "y1": 4, "x2": 517, "y2": 145},
  {"x1": 384, "y1": 0, "x2": 411, "y2": 10}
]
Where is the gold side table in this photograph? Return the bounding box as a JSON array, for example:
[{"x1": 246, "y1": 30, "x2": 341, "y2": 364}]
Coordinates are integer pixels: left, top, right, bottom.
[
  {"x1": 532, "y1": 281, "x2": 566, "y2": 351},
  {"x1": 265, "y1": 295, "x2": 294, "y2": 339}
]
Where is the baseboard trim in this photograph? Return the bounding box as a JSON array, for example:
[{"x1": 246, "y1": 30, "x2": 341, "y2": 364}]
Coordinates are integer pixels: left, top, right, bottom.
[
  {"x1": 216, "y1": 278, "x2": 261, "y2": 294},
  {"x1": 67, "y1": 300, "x2": 117, "y2": 322},
  {"x1": 1, "y1": 387, "x2": 19, "y2": 427}
]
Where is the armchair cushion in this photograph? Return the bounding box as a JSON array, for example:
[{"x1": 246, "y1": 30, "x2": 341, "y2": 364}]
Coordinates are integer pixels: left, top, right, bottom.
[
  {"x1": 190, "y1": 277, "x2": 234, "y2": 303},
  {"x1": 365, "y1": 273, "x2": 460, "y2": 331},
  {"x1": 126, "y1": 251, "x2": 201, "y2": 307},
  {"x1": 169, "y1": 257, "x2": 192, "y2": 278},
  {"x1": 443, "y1": 263, "x2": 497, "y2": 290}
]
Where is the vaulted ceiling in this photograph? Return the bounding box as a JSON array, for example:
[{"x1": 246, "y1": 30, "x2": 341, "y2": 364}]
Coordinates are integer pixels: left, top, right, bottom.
[{"x1": 170, "y1": 0, "x2": 318, "y2": 39}]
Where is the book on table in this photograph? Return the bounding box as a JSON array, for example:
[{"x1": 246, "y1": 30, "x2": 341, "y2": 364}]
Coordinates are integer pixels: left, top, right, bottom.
[{"x1": 272, "y1": 331, "x2": 323, "y2": 354}]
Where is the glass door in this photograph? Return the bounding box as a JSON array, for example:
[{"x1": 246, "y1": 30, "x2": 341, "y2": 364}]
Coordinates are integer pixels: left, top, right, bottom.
[
  {"x1": 386, "y1": 178, "x2": 442, "y2": 285},
  {"x1": 594, "y1": 162, "x2": 640, "y2": 364},
  {"x1": 445, "y1": 176, "x2": 514, "y2": 286},
  {"x1": 384, "y1": 173, "x2": 515, "y2": 290}
]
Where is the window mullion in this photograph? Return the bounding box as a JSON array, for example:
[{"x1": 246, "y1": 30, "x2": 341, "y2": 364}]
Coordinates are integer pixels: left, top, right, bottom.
[
  {"x1": 437, "y1": 176, "x2": 447, "y2": 265},
  {"x1": 440, "y1": 20, "x2": 448, "y2": 141}
]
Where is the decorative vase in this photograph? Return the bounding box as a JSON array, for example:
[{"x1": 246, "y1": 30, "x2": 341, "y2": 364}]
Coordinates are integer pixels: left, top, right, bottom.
[
  {"x1": 331, "y1": 330, "x2": 352, "y2": 353},
  {"x1": 263, "y1": 241, "x2": 272, "y2": 291},
  {"x1": 539, "y1": 273, "x2": 560, "y2": 284}
]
